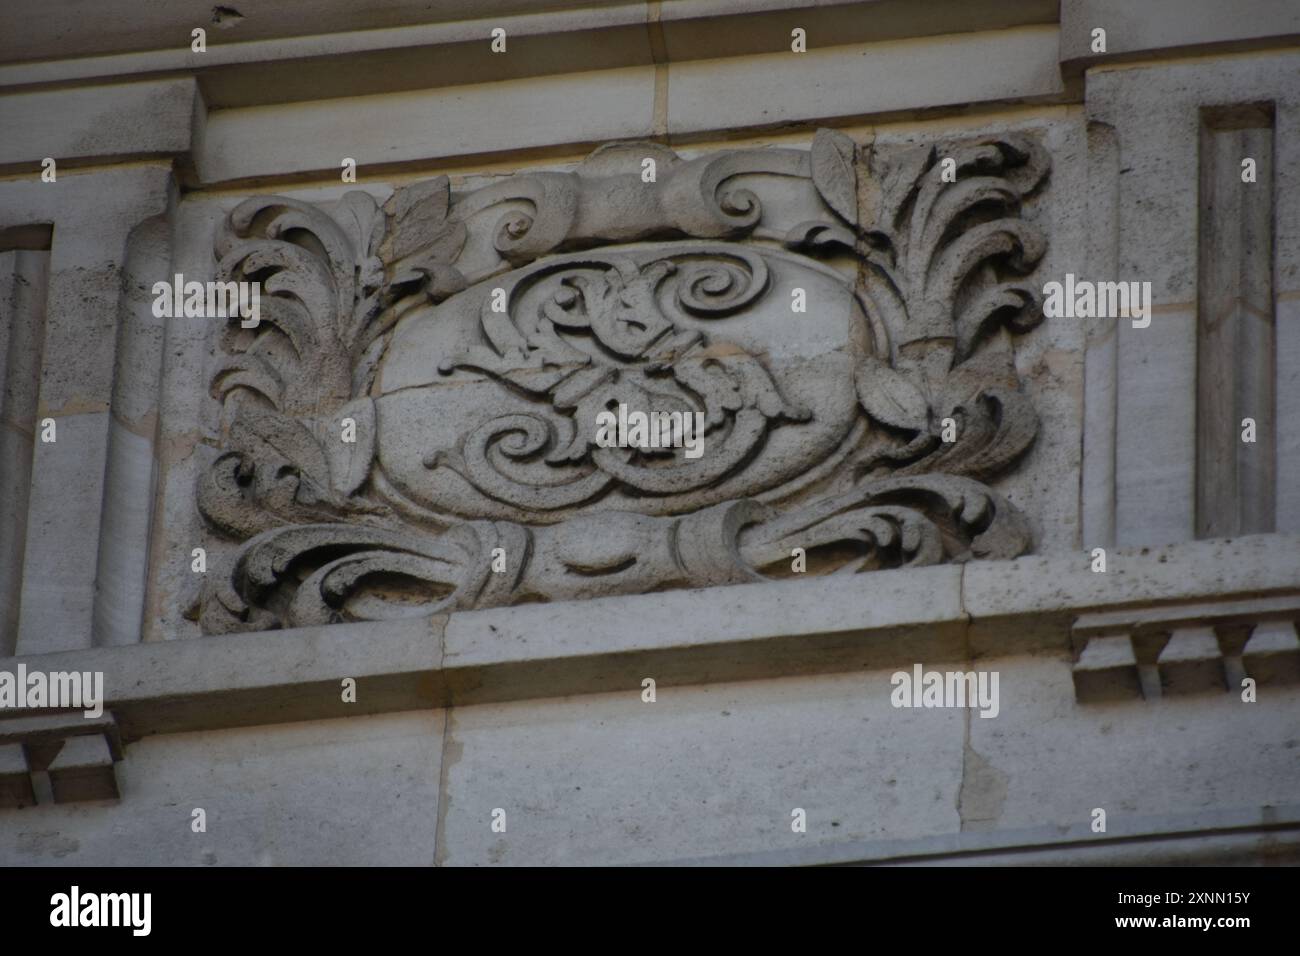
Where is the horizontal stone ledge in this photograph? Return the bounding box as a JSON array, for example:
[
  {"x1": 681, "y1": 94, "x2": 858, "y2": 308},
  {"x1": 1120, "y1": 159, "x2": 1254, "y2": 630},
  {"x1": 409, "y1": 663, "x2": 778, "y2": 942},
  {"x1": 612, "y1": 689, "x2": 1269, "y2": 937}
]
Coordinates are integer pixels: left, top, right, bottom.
[
  {"x1": 0, "y1": 617, "x2": 444, "y2": 741},
  {"x1": 440, "y1": 564, "x2": 967, "y2": 707},
  {"x1": 966, "y1": 532, "x2": 1300, "y2": 657},
  {"x1": 0, "y1": 533, "x2": 1294, "y2": 741},
  {"x1": 1060, "y1": 0, "x2": 1300, "y2": 76},
  {"x1": 193, "y1": 25, "x2": 1068, "y2": 187},
  {"x1": 656, "y1": 802, "x2": 1300, "y2": 866},
  {"x1": 1072, "y1": 594, "x2": 1300, "y2": 640},
  {"x1": 0, "y1": 4, "x2": 650, "y2": 99},
  {"x1": 0, "y1": 78, "x2": 198, "y2": 172},
  {"x1": 0, "y1": 712, "x2": 121, "y2": 756},
  {"x1": 0, "y1": 0, "x2": 1058, "y2": 109},
  {"x1": 665, "y1": 25, "x2": 1066, "y2": 139}
]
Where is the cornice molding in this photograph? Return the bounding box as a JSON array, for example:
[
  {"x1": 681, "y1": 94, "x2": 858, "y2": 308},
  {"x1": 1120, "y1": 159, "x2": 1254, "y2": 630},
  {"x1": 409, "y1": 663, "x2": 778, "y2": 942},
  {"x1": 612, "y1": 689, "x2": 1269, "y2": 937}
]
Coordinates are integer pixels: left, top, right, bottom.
[
  {"x1": 0, "y1": 533, "x2": 1295, "y2": 744},
  {"x1": 1, "y1": 1, "x2": 1059, "y2": 106}
]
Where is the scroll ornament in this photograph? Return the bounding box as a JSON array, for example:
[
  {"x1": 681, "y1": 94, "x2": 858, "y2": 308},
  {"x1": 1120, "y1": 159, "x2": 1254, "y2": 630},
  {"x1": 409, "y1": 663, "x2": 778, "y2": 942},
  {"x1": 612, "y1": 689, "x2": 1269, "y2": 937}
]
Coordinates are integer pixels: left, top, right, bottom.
[{"x1": 194, "y1": 131, "x2": 1050, "y2": 633}]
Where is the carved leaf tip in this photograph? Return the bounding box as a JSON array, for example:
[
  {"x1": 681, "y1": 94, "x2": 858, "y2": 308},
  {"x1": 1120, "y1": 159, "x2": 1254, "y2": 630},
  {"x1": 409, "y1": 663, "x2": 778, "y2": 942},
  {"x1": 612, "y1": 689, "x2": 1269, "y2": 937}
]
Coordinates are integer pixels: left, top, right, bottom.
[{"x1": 811, "y1": 128, "x2": 859, "y2": 228}]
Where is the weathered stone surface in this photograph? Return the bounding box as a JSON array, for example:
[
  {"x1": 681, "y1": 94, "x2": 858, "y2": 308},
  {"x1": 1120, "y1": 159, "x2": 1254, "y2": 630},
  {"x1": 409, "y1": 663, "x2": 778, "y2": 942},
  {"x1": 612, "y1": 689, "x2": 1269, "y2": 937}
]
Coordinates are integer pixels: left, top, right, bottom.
[
  {"x1": 0, "y1": 165, "x2": 173, "y2": 655},
  {"x1": 1156, "y1": 626, "x2": 1227, "y2": 695},
  {"x1": 197, "y1": 69, "x2": 662, "y2": 183},
  {"x1": 1060, "y1": 0, "x2": 1300, "y2": 73},
  {"x1": 1072, "y1": 633, "x2": 1141, "y2": 703},
  {"x1": 965, "y1": 534, "x2": 1300, "y2": 622},
  {"x1": 0, "y1": 744, "x2": 34, "y2": 810},
  {"x1": 443, "y1": 563, "x2": 967, "y2": 704},
  {"x1": 968, "y1": 652, "x2": 1300, "y2": 835},
  {"x1": 45, "y1": 734, "x2": 118, "y2": 804},
  {"x1": 0, "y1": 78, "x2": 196, "y2": 170},
  {"x1": 1, "y1": 0, "x2": 1298, "y2": 870},
  {"x1": 665, "y1": 804, "x2": 1300, "y2": 866},
  {"x1": 666, "y1": 27, "x2": 1065, "y2": 136},
  {"x1": 0, "y1": 617, "x2": 443, "y2": 739},
  {"x1": 0, "y1": 713, "x2": 444, "y2": 866},
  {"x1": 437, "y1": 670, "x2": 966, "y2": 866},
  {"x1": 196, "y1": 132, "x2": 1050, "y2": 633},
  {"x1": 1242, "y1": 621, "x2": 1300, "y2": 684},
  {"x1": 0, "y1": 536, "x2": 1290, "y2": 747},
  {"x1": 1086, "y1": 49, "x2": 1300, "y2": 547}
]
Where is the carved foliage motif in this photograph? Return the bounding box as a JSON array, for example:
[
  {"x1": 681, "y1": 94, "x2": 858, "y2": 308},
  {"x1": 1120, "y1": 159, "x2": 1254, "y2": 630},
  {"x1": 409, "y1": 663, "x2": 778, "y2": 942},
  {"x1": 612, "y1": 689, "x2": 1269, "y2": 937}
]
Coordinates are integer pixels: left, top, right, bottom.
[{"x1": 196, "y1": 130, "x2": 1050, "y2": 634}]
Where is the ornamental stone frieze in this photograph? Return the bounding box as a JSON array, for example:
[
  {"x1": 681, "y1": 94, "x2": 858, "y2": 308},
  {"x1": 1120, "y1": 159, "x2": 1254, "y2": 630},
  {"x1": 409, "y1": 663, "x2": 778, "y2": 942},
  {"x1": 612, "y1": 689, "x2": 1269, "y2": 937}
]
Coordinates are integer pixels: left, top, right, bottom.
[{"x1": 194, "y1": 130, "x2": 1051, "y2": 634}]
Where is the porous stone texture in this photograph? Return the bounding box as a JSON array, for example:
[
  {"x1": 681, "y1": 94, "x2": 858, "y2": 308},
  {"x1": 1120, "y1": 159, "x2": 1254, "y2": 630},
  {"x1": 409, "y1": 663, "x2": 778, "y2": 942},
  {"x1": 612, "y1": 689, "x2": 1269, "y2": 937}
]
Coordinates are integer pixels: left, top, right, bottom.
[
  {"x1": 868, "y1": 109, "x2": 1087, "y2": 556},
  {"x1": 2, "y1": 0, "x2": 1299, "y2": 867},
  {"x1": 0, "y1": 712, "x2": 444, "y2": 867},
  {"x1": 1, "y1": 165, "x2": 172, "y2": 655},
  {"x1": 968, "y1": 651, "x2": 1300, "y2": 833},
  {"x1": 436, "y1": 668, "x2": 967, "y2": 866},
  {"x1": 183, "y1": 128, "x2": 1054, "y2": 637},
  {"x1": 6, "y1": 642, "x2": 1292, "y2": 866},
  {"x1": 1084, "y1": 49, "x2": 1300, "y2": 546}
]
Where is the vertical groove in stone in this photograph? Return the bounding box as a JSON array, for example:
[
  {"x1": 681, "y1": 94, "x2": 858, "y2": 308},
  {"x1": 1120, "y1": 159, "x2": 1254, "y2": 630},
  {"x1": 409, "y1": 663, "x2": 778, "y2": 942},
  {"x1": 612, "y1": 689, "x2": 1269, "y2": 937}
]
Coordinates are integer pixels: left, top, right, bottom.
[
  {"x1": 92, "y1": 214, "x2": 170, "y2": 647},
  {"x1": 1235, "y1": 121, "x2": 1276, "y2": 535},
  {"x1": 1196, "y1": 102, "x2": 1275, "y2": 539},
  {"x1": 1082, "y1": 119, "x2": 1120, "y2": 550},
  {"x1": 646, "y1": 1, "x2": 670, "y2": 141},
  {"x1": 12, "y1": 166, "x2": 172, "y2": 655},
  {"x1": 0, "y1": 233, "x2": 51, "y2": 657}
]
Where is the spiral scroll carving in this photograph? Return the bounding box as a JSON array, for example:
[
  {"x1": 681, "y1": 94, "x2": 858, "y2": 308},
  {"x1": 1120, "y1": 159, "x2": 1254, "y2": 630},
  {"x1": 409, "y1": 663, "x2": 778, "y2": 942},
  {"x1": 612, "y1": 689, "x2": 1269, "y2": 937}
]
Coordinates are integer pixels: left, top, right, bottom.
[{"x1": 194, "y1": 130, "x2": 1050, "y2": 634}]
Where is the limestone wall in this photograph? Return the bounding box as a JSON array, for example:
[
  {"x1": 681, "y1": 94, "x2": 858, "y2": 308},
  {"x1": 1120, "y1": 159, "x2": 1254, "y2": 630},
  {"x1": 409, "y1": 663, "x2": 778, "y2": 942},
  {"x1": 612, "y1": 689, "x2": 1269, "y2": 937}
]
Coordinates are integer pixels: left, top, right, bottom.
[{"x1": 1, "y1": 0, "x2": 1297, "y2": 866}]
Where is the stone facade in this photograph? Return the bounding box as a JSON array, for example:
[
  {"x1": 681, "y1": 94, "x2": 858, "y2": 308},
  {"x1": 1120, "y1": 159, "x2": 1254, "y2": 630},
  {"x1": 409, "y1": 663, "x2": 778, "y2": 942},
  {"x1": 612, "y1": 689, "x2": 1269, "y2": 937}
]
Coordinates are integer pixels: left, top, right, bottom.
[{"x1": 1, "y1": 0, "x2": 1298, "y2": 865}]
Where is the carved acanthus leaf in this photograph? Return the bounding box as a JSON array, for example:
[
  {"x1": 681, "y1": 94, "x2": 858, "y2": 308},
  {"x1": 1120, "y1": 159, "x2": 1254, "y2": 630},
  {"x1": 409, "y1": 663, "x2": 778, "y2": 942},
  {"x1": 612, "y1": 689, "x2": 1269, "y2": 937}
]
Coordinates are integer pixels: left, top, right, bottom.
[
  {"x1": 196, "y1": 130, "x2": 1051, "y2": 634},
  {"x1": 853, "y1": 135, "x2": 1049, "y2": 481},
  {"x1": 810, "y1": 128, "x2": 859, "y2": 227},
  {"x1": 200, "y1": 471, "x2": 1031, "y2": 634},
  {"x1": 197, "y1": 399, "x2": 383, "y2": 540},
  {"x1": 738, "y1": 473, "x2": 1032, "y2": 575},
  {"x1": 213, "y1": 191, "x2": 391, "y2": 417},
  {"x1": 198, "y1": 521, "x2": 528, "y2": 633}
]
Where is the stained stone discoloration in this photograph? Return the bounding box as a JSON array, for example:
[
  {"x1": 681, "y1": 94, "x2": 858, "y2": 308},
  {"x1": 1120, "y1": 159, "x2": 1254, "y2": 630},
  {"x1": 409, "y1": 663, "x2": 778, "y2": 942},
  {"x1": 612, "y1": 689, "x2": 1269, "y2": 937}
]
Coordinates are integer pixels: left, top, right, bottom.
[{"x1": 959, "y1": 741, "x2": 1010, "y2": 831}]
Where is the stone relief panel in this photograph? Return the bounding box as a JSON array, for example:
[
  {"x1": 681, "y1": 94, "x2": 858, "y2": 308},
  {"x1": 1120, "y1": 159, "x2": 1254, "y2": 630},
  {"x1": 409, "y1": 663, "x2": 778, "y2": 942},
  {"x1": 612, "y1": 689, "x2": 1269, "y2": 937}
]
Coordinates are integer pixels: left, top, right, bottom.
[{"x1": 193, "y1": 130, "x2": 1050, "y2": 633}]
